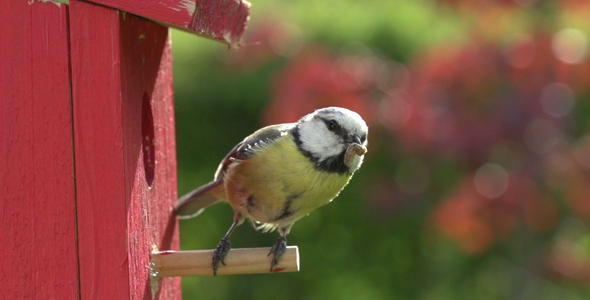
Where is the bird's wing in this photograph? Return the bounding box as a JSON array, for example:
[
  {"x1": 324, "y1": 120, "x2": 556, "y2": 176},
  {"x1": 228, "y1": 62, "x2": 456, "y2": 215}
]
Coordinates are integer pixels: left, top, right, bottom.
[
  {"x1": 175, "y1": 123, "x2": 294, "y2": 218},
  {"x1": 213, "y1": 123, "x2": 295, "y2": 181}
]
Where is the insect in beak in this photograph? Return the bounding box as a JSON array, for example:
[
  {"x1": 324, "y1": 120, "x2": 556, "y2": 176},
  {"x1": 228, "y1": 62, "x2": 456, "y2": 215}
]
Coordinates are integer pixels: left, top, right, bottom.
[
  {"x1": 349, "y1": 143, "x2": 367, "y2": 156},
  {"x1": 344, "y1": 135, "x2": 367, "y2": 156},
  {"x1": 343, "y1": 142, "x2": 367, "y2": 168}
]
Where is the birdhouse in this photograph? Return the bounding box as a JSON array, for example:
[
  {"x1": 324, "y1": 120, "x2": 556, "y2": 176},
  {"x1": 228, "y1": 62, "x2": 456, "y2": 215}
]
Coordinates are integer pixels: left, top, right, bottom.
[{"x1": 0, "y1": 0, "x2": 253, "y2": 298}]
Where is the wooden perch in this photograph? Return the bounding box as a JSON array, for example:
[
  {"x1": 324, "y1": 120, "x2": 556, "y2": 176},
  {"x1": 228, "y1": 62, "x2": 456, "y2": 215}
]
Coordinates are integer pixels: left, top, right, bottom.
[{"x1": 151, "y1": 247, "x2": 300, "y2": 277}]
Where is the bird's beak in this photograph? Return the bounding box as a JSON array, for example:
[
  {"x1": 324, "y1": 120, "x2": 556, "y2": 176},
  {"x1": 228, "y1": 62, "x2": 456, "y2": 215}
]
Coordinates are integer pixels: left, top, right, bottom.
[
  {"x1": 348, "y1": 143, "x2": 367, "y2": 156},
  {"x1": 345, "y1": 135, "x2": 367, "y2": 156},
  {"x1": 347, "y1": 135, "x2": 362, "y2": 145}
]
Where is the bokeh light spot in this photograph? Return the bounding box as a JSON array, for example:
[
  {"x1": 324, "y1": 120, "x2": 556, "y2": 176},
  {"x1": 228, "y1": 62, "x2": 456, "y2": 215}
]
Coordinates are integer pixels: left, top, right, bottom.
[
  {"x1": 473, "y1": 163, "x2": 509, "y2": 199},
  {"x1": 552, "y1": 28, "x2": 588, "y2": 64},
  {"x1": 540, "y1": 82, "x2": 575, "y2": 118}
]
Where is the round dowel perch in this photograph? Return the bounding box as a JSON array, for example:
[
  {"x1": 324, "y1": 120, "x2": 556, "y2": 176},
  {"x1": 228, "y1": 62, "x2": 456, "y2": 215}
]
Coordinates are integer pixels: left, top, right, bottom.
[{"x1": 151, "y1": 246, "x2": 300, "y2": 277}]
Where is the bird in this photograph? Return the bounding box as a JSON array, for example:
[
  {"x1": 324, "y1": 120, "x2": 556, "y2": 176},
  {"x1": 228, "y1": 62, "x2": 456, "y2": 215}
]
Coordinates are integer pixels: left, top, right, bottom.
[{"x1": 174, "y1": 107, "x2": 368, "y2": 275}]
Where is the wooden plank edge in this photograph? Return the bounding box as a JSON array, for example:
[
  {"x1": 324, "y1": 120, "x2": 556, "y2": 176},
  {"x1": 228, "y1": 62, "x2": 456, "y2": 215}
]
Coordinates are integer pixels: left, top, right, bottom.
[{"x1": 77, "y1": 0, "x2": 251, "y2": 47}]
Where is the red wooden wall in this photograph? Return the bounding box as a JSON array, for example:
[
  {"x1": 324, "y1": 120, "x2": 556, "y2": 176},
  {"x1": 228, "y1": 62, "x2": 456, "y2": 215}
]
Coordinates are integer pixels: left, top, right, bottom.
[
  {"x1": 69, "y1": 1, "x2": 180, "y2": 298},
  {"x1": 0, "y1": 2, "x2": 78, "y2": 298},
  {"x1": 0, "y1": 0, "x2": 249, "y2": 299}
]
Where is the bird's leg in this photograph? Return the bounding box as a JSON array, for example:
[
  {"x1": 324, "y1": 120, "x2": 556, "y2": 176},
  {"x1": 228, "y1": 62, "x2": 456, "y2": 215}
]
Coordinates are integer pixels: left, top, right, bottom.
[
  {"x1": 268, "y1": 236, "x2": 287, "y2": 271},
  {"x1": 268, "y1": 225, "x2": 292, "y2": 271},
  {"x1": 212, "y1": 212, "x2": 243, "y2": 275}
]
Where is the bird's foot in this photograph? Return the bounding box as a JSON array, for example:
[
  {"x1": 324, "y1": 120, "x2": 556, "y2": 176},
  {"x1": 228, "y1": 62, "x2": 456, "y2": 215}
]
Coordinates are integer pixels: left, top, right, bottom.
[
  {"x1": 212, "y1": 238, "x2": 231, "y2": 275},
  {"x1": 267, "y1": 236, "x2": 287, "y2": 271}
]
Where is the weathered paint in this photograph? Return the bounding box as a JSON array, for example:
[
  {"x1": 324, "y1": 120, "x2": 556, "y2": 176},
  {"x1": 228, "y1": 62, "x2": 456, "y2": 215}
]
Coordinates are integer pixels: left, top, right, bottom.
[
  {"x1": 28, "y1": 0, "x2": 250, "y2": 45},
  {"x1": 82, "y1": 0, "x2": 250, "y2": 45},
  {"x1": 168, "y1": 0, "x2": 194, "y2": 15},
  {"x1": 27, "y1": 0, "x2": 68, "y2": 7},
  {"x1": 191, "y1": 0, "x2": 250, "y2": 46},
  {"x1": 179, "y1": 0, "x2": 195, "y2": 15}
]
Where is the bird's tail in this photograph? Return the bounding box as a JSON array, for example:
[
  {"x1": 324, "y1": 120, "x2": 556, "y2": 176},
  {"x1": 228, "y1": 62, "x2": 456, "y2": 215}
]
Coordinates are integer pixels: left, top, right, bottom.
[{"x1": 174, "y1": 180, "x2": 225, "y2": 219}]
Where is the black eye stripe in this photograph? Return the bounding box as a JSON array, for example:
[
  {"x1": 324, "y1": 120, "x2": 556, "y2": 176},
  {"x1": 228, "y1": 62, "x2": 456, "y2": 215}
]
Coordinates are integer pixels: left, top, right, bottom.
[
  {"x1": 328, "y1": 120, "x2": 338, "y2": 130},
  {"x1": 322, "y1": 118, "x2": 342, "y2": 133},
  {"x1": 323, "y1": 119, "x2": 353, "y2": 142}
]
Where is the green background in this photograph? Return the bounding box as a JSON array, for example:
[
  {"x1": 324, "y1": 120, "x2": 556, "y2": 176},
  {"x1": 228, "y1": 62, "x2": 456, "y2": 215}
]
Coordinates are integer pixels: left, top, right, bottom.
[{"x1": 172, "y1": 1, "x2": 590, "y2": 299}]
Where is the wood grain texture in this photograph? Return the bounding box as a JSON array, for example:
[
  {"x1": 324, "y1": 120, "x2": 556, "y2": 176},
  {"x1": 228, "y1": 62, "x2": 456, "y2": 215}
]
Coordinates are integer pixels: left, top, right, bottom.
[
  {"x1": 0, "y1": 1, "x2": 79, "y2": 299},
  {"x1": 119, "y1": 12, "x2": 181, "y2": 300},
  {"x1": 69, "y1": 1, "x2": 180, "y2": 299},
  {"x1": 69, "y1": 2, "x2": 130, "y2": 298},
  {"x1": 83, "y1": 0, "x2": 250, "y2": 45}
]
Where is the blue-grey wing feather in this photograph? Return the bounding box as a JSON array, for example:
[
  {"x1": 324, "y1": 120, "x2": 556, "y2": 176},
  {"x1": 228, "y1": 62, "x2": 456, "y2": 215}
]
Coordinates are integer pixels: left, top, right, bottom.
[{"x1": 214, "y1": 123, "x2": 295, "y2": 180}]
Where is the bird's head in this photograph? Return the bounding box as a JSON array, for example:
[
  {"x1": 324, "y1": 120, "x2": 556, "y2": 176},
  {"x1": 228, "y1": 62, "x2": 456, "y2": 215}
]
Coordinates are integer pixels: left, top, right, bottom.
[{"x1": 293, "y1": 107, "x2": 368, "y2": 174}]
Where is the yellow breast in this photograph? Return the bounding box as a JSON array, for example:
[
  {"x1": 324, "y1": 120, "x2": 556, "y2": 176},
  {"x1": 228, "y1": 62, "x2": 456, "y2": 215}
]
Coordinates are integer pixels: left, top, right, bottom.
[{"x1": 224, "y1": 135, "x2": 352, "y2": 226}]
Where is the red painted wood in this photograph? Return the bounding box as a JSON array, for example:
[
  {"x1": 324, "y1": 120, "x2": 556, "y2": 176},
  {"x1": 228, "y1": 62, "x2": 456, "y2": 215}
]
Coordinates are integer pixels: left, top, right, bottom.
[
  {"x1": 84, "y1": 0, "x2": 250, "y2": 45},
  {"x1": 0, "y1": 1, "x2": 79, "y2": 299},
  {"x1": 190, "y1": 0, "x2": 251, "y2": 45},
  {"x1": 69, "y1": 3, "x2": 130, "y2": 298},
  {"x1": 119, "y1": 12, "x2": 181, "y2": 300},
  {"x1": 69, "y1": 1, "x2": 180, "y2": 299}
]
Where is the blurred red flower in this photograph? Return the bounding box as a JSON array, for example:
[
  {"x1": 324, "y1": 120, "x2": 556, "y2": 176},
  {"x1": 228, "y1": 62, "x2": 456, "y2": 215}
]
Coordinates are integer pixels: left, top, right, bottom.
[
  {"x1": 507, "y1": 32, "x2": 590, "y2": 92},
  {"x1": 559, "y1": 0, "x2": 590, "y2": 10},
  {"x1": 388, "y1": 34, "x2": 589, "y2": 163},
  {"x1": 264, "y1": 47, "x2": 384, "y2": 124},
  {"x1": 435, "y1": 168, "x2": 558, "y2": 254},
  {"x1": 388, "y1": 41, "x2": 517, "y2": 162}
]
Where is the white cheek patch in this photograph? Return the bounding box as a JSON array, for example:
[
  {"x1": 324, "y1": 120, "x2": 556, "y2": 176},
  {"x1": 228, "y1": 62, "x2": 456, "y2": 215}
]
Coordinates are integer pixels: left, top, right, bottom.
[{"x1": 298, "y1": 120, "x2": 344, "y2": 161}]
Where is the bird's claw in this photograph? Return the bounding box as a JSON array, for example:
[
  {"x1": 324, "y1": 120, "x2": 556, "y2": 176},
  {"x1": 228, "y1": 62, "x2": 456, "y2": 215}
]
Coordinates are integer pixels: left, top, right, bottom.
[
  {"x1": 268, "y1": 237, "x2": 287, "y2": 271},
  {"x1": 212, "y1": 238, "x2": 231, "y2": 275}
]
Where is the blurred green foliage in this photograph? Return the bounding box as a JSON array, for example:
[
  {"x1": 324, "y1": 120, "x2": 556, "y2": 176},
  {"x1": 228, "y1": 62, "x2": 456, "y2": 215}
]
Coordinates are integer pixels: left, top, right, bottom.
[{"x1": 172, "y1": 0, "x2": 590, "y2": 299}]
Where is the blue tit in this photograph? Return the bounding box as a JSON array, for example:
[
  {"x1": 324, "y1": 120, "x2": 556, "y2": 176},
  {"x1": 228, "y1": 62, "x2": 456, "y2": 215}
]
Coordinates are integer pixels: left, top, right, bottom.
[{"x1": 175, "y1": 106, "x2": 368, "y2": 274}]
